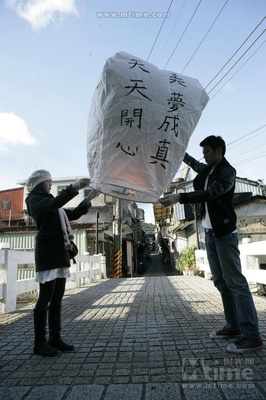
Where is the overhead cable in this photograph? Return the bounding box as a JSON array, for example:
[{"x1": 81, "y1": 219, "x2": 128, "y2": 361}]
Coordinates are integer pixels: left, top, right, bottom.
[
  {"x1": 229, "y1": 143, "x2": 266, "y2": 160},
  {"x1": 147, "y1": 0, "x2": 174, "y2": 62},
  {"x1": 181, "y1": 0, "x2": 229, "y2": 74},
  {"x1": 174, "y1": 124, "x2": 266, "y2": 176},
  {"x1": 209, "y1": 40, "x2": 265, "y2": 100},
  {"x1": 235, "y1": 151, "x2": 266, "y2": 167},
  {"x1": 164, "y1": 0, "x2": 203, "y2": 69},
  {"x1": 227, "y1": 124, "x2": 266, "y2": 147},
  {"x1": 199, "y1": 0, "x2": 256, "y2": 78},
  {"x1": 155, "y1": 0, "x2": 187, "y2": 64},
  {"x1": 207, "y1": 29, "x2": 265, "y2": 95},
  {"x1": 205, "y1": 16, "x2": 265, "y2": 90}
]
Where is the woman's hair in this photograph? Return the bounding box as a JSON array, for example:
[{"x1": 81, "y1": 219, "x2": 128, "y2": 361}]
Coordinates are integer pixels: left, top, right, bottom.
[{"x1": 200, "y1": 135, "x2": 226, "y2": 156}]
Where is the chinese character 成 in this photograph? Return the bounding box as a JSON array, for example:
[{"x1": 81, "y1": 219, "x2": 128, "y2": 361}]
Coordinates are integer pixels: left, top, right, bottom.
[{"x1": 158, "y1": 115, "x2": 179, "y2": 137}]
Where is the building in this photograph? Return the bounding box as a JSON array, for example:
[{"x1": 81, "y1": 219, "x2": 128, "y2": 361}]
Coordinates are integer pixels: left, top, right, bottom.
[
  {"x1": 0, "y1": 178, "x2": 146, "y2": 277},
  {"x1": 153, "y1": 176, "x2": 266, "y2": 256},
  {"x1": 0, "y1": 188, "x2": 24, "y2": 228}
]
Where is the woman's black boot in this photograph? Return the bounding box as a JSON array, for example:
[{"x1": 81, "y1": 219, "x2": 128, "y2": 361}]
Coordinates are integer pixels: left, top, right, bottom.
[
  {"x1": 48, "y1": 306, "x2": 74, "y2": 352},
  {"x1": 33, "y1": 309, "x2": 58, "y2": 357}
]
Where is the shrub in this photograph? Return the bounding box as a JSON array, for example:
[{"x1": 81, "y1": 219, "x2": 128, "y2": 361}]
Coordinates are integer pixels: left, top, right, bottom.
[{"x1": 175, "y1": 245, "x2": 199, "y2": 275}]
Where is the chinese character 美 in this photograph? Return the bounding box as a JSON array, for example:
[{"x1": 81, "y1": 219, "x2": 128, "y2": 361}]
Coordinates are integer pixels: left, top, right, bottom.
[
  {"x1": 158, "y1": 115, "x2": 179, "y2": 137},
  {"x1": 169, "y1": 73, "x2": 186, "y2": 87},
  {"x1": 129, "y1": 59, "x2": 150, "y2": 73},
  {"x1": 125, "y1": 80, "x2": 152, "y2": 101},
  {"x1": 121, "y1": 109, "x2": 143, "y2": 129},
  {"x1": 115, "y1": 142, "x2": 139, "y2": 156},
  {"x1": 150, "y1": 139, "x2": 170, "y2": 169},
  {"x1": 167, "y1": 92, "x2": 185, "y2": 112}
]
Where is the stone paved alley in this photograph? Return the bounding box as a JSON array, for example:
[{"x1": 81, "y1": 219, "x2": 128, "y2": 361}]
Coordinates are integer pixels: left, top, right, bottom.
[{"x1": 0, "y1": 252, "x2": 266, "y2": 399}]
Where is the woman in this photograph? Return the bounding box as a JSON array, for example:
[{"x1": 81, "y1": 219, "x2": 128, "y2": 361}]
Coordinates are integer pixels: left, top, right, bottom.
[{"x1": 26, "y1": 169, "x2": 97, "y2": 357}]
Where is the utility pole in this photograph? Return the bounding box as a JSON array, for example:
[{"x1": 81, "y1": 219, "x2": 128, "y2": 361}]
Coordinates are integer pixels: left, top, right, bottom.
[{"x1": 111, "y1": 197, "x2": 123, "y2": 278}]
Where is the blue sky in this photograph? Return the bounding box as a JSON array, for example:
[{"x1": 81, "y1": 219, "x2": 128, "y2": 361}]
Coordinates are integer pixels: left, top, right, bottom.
[{"x1": 0, "y1": 0, "x2": 265, "y2": 222}]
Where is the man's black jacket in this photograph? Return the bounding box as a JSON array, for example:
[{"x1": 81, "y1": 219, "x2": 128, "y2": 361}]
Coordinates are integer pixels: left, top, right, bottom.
[{"x1": 179, "y1": 153, "x2": 237, "y2": 237}]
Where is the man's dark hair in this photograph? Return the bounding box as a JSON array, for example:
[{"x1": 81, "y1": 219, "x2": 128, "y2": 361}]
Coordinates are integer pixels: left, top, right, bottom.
[{"x1": 200, "y1": 135, "x2": 226, "y2": 156}]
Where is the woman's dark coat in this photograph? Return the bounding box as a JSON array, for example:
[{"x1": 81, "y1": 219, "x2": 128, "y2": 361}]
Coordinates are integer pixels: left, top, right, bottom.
[{"x1": 26, "y1": 184, "x2": 90, "y2": 272}]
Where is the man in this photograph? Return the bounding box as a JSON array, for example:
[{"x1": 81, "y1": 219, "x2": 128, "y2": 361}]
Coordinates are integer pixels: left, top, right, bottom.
[{"x1": 159, "y1": 135, "x2": 263, "y2": 353}]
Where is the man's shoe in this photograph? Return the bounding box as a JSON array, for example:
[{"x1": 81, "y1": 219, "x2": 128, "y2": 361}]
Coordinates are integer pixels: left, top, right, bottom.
[
  {"x1": 210, "y1": 327, "x2": 241, "y2": 339},
  {"x1": 227, "y1": 337, "x2": 263, "y2": 353}
]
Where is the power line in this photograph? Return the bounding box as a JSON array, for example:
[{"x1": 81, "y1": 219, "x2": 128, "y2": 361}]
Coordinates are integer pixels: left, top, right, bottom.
[
  {"x1": 227, "y1": 129, "x2": 266, "y2": 151},
  {"x1": 207, "y1": 28, "x2": 265, "y2": 95},
  {"x1": 174, "y1": 124, "x2": 266, "y2": 176},
  {"x1": 164, "y1": 0, "x2": 203, "y2": 69},
  {"x1": 199, "y1": 0, "x2": 256, "y2": 78},
  {"x1": 229, "y1": 143, "x2": 266, "y2": 160},
  {"x1": 235, "y1": 151, "x2": 266, "y2": 167},
  {"x1": 209, "y1": 40, "x2": 265, "y2": 100},
  {"x1": 227, "y1": 125, "x2": 266, "y2": 147},
  {"x1": 205, "y1": 16, "x2": 265, "y2": 90},
  {"x1": 155, "y1": 0, "x2": 187, "y2": 65},
  {"x1": 147, "y1": 0, "x2": 174, "y2": 62},
  {"x1": 181, "y1": 0, "x2": 229, "y2": 74}
]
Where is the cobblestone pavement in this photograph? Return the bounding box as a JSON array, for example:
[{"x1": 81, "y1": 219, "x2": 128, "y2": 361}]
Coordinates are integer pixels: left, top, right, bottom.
[{"x1": 0, "y1": 252, "x2": 266, "y2": 399}]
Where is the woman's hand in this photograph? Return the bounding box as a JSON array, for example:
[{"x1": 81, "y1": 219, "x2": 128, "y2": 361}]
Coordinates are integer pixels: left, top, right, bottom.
[{"x1": 72, "y1": 178, "x2": 91, "y2": 191}]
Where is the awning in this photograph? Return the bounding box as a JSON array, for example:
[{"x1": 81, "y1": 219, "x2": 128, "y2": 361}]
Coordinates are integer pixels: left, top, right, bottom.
[{"x1": 168, "y1": 220, "x2": 194, "y2": 233}]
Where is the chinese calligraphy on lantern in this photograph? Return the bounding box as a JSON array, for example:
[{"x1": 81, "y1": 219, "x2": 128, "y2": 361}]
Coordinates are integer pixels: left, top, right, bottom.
[{"x1": 116, "y1": 57, "x2": 189, "y2": 169}]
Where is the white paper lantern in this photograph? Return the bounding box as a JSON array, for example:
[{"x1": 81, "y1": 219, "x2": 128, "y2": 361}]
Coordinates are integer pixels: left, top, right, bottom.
[{"x1": 87, "y1": 51, "x2": 209, "y2": 203}]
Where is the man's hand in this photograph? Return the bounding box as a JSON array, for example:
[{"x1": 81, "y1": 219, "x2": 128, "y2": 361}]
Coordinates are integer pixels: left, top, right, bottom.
[
  {"x1": 159, "y1": 193, "x2": 180, "y2": 207},
  {"x1": 72, "y1": 178, "x2": 91, "y2": 191}
]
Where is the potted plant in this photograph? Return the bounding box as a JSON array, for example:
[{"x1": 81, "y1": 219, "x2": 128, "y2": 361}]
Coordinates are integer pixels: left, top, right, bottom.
[{"x1": 175, "y1": 245, "x2": 198, "y2": 276}]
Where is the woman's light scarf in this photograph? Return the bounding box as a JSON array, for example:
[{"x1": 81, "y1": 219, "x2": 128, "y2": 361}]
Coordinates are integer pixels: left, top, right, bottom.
[{"x1": 58, "y1": 208, "x2": 75, "y2": 252}]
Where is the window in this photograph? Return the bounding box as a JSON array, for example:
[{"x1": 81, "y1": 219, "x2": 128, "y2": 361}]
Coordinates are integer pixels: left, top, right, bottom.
[
  {"x1": 1, "y1": 201, "x2": 10, "y2": 210},
  {"x1": 84, "y1": 189, "x2": 92, "y2": 198}
]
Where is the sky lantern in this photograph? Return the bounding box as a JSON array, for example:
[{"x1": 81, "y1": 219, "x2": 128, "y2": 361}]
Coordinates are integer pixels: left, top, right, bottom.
[{"x1": 87, "y1": 51, "x2": 209, "y2": 203}]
